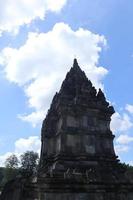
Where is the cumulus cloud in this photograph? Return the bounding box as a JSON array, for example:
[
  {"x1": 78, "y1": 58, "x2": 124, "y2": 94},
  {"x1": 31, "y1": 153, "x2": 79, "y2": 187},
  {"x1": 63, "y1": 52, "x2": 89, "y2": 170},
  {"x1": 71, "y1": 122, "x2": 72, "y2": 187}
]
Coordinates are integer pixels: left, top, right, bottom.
[
  {"x1": 15, "y1": 136, "x2": 41, "y2": 154},
  {"x1": 111, "y1": 106, "x2": 133, "y2": 157},
  {"x1": 0, "y1": 0, "x2": 67, "y2": 34},
  {"x1": 0, "y1": 136, "x2": 41, "y2": 167},
  {"x1": 18, "y1": 111, "x2": 45, "y2": 127},
  {"x1": 126, "y1": 104, "x2": 133, "y2": 114},
  {"x1": 111, "y1": 112, "x2": 133, "y2": 133},
  {"x1": 111, "y1": 109, "x2": 133, "y2": 157},
  {"x1": 116, "y1": 134, "x2": 133, "y2": 145},
  {"x1": 0, "y1": 22, "x2": 107, "y2": 126},
  {"x1": 0, "y1": 152, "x2": 13, "y2": 167},
  {"x1": 115, "y1": 145, "x2": 129, "y2": 154}
]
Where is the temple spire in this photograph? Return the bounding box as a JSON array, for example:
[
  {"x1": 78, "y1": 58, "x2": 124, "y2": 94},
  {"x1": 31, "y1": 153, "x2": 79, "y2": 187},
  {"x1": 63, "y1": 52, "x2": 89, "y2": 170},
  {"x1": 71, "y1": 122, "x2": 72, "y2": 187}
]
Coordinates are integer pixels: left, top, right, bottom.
[
  {"x1": 73, "y1": 58, "x2": 78, "y2": 66},
  {"x1": 72, "y1": 58, "x2": 81, "y2": 70}
]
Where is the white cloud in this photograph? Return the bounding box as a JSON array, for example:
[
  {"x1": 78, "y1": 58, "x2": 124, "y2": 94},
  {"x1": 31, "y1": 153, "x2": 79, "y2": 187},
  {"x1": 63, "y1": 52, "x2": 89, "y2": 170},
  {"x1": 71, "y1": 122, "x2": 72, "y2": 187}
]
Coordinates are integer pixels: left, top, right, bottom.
[
  {"x1": 44, "y1": 0, "x2": 67, "y2": 12},
  {"x1": 0, "y1": 136, "x2": 41, "y2": 167},
  {"x1": 18, "y1": 111, "x2": 45, "y2": 127},
  {"x1": 111, "y1": 112, "x2": 133, "y2": 133},
  {"x1": 126, "y1": 104, "x2": 133, "y2": 114},
  {"x1": 15, "y1": 136, "x2": 41, "y2": 154},
  {"x1": 0, "y1": 0, "x2": 67, "y2": 34},
  {"x1": 111, "y1": 110, "x2": 133, "y2": 157},
  {"x1": 116, "y1": 134, "x2": 133, "y2": 145},
  {"x1": 0, "y1": 152, "x2": 13, "y2": 167},
  {"x1": 115, "y1": 145, "x2": 129, "y2": 154},
  {"x1": 0, "y1": 22, "x2": 107, "y2": 126}
]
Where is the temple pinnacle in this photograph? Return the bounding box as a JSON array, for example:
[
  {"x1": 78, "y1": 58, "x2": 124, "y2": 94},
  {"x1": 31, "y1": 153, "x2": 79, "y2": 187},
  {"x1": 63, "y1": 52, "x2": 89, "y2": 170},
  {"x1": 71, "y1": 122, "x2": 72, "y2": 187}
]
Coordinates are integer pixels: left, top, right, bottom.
[{"x1": 73, "y1": 58, "x2": 80, "y2": 69}]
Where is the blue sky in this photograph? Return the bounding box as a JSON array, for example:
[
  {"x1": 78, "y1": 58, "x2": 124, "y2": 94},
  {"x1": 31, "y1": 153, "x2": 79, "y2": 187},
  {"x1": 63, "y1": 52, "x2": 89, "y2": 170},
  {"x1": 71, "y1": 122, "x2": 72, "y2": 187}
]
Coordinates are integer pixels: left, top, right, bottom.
[{"x1": 0, "y1": 0, "x2": 133, "y2": 165}]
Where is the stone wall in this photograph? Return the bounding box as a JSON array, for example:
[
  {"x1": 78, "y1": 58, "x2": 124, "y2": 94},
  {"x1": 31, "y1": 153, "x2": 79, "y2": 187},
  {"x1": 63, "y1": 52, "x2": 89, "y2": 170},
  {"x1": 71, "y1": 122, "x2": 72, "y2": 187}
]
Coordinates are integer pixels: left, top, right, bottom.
[{"x1": 39, "y1": 192, "x2": 133, "y2": 200}]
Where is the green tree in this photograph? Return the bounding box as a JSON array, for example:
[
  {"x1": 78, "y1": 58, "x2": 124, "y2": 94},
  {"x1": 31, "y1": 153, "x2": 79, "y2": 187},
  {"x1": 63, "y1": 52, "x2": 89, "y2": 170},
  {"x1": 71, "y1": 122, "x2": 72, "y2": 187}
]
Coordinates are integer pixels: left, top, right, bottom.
[
  {"x1": 0, "y1": 168, "x2": 4, "y2": 190},
  {"x1": 4, "y1": 154, "x2": 19, "y2": 184},
  {"x1": 118, "y1": 162, "x2": 133, "y2": 182},
  {"x1": 5, "y1": 154, "x2": 19, "y2": 169},
  {"x1": 20, "y1": 151, "x2": 39, "y2": 177}
]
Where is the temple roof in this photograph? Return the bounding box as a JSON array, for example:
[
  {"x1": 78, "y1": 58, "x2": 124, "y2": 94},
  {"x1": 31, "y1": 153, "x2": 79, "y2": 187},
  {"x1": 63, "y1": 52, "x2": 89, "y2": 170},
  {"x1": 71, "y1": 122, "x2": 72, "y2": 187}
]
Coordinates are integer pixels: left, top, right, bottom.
[
  {"x1": 48, "y1": 59, "x2": 115, "y2": 115},
  {"x1": 42, "y1": 59, "x2": 115, "y2": 138},
  {"x1": 59, "y1": 58, "x2": 94, "y2": 97}
]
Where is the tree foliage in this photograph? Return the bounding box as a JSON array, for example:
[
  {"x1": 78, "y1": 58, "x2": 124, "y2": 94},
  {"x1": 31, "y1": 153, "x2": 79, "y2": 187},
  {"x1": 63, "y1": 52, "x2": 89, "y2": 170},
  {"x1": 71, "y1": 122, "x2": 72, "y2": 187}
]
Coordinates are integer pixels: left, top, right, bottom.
[
  {"x1": 20, "y1": 151, "x2": 39, "y2": 177},
  {"x1": 3, "y1": 154, "x2": 19, "y2": 185},
  {"x1": 122, "y1": 163, "x2": 133, "y2": 182},
  {"x1": 5, "y1": 154, "x2": 19, "y2": 169},
  {"x1": 0, "y1": 151, "x2": 39, "y2": 188}
]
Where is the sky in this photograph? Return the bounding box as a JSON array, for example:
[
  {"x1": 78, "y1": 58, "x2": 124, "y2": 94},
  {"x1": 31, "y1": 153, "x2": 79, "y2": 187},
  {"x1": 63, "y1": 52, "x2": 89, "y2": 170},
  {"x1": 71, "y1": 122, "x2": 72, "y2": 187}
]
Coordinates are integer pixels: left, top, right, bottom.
[{"x1": 0, "y1": 0, "x2": 133, "y2": 166}]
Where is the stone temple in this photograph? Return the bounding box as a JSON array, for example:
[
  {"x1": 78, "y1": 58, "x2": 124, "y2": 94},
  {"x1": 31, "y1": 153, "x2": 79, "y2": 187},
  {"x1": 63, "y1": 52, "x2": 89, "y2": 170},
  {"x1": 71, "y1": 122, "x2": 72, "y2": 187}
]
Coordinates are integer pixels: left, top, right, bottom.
[
  {"x1": 0, "y1": 59, "x2": 133, "y2": 200},
  {"x1": 37, "y1": 59, "x2": 133, "y2": 199}
]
